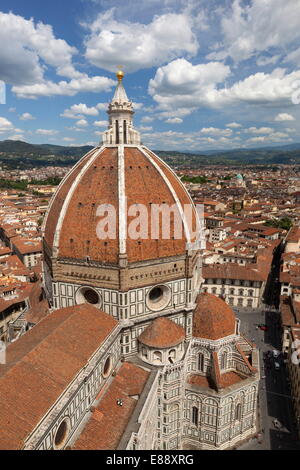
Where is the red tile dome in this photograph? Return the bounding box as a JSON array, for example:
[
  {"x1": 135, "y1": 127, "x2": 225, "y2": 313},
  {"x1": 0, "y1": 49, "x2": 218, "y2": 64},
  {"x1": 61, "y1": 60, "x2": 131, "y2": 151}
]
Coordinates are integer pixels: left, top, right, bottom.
[
  {"x1": 138, "y1": 317, "x2": 185, "y2": 348},
  {"x1": 43, "y1": 145, "x2": 197, "y2": 265},
  {"x1": 193, "y1": 293, "x2": 236, "y2": 340}
]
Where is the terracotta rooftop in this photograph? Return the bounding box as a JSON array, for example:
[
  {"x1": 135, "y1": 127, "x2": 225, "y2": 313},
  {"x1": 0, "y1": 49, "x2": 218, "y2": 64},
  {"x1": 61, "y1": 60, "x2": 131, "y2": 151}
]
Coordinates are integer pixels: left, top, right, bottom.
[
  {"x1": 187, "y1": 371, "x2": 245, "y2": 391},
  {"x1": 73, "y1": 362, "x2": 150, "y2": 450},
  {"x1": 193, "y1": 293, "x2": 236, "y2": 340},
  {"x1": 138, "y1": 317, "x2": 185, "y2": 348},
  {"x1": 286, "y1": 226, "x2": 300, "y2": 243},
  {"x1": 0, "y1": 304, "x2": 118, "y2": 449},
  {"x1": 202, "y1": 263, "x2": 268, "y2": 282}
]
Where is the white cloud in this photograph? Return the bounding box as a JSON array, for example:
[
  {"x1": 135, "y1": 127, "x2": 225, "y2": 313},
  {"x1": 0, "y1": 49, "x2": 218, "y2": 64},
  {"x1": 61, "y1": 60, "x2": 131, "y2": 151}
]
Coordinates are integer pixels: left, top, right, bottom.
[
  {"x1": 61, "y1": 103, "x2": 99, "y2": 119},
  {"x1": 62, "y1": 137, "x2": 75, "y2": 142},
  {"x1": 256, "y1": 55, "x2": 281, "y2": 67},
  {"x1": 149, "y1": 58, "x2": 231, "y2": 112},
  {"x1": 7, "y1": 134, "x2": 25, "y2": 141},
  {"x1": 226, "y1": 122, "x2": 242, "y2": 128},
  {"x1": 285, "y1": 47, "x2": 300, "y2": 66},
  {"x1": 96, "y1": 103, "x2": 108, "y2": 111},
  {"x1": 69, "y1": 103, "x2": 99, "y2": 116},
  {"x1": 209, "y1": 0, "x2": 300, "y2": 63},
  {"x1": 139, "y1": 126, "x2": 153, "y2": 131},
  {"x1": 19, "y1": 112, "x2": 35, "y2": 121},
  {"x1": 0, "y1": 117, "x2": 14, "y2": 133},
  {"x1": 165, "y1": 117, "x2": 183, "y2": 124},
  {"x1": 274, "y1": 113, "x2": 295, "y2": 121},
  {"x1": 0, "y1": 11, "x2": 82, "y2": 86},
  {"x1": 12, "y1": 75, "x2": 116, "y2": 99},
  {"x1": 247, "y1": 131, "x2": 290, "y2": 144},
  {"x1": 150, "y1": 60, "x2": 300, "y2": 112},
  {"x1": 94, "y1": 120, "x2": 108, "y2": 127},
  {"x1": 141, "y1": 116, "x2": 154, "y2": 123},
  {"x1": 36, "y1": 129, "x2": 59, "y2": 135},
  {"x1": 83, "y1": 10, "x2": 198, "y2": 72},
  {"x1": 200, "y1": 127, "x2": 232, "y2": 136},
  {"x1": 76, "y1": 119, "x2": 88, "y2": 127},
  {"x1": 244, "y1": 127, "x2": 274, "y2": 134}
]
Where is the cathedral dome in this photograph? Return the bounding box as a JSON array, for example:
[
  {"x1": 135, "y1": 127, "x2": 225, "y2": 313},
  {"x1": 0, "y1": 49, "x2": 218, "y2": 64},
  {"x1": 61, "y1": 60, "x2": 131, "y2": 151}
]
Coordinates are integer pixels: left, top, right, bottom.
[
  {"x1": 138, "y1": 317, "x2": 185, "y2": 348},
  {"x1": 193, "y1": 293, "x2": 236, "y2": 340},
  {"x1": 43, "y1": 74, "x2": 198, "y2": 266}
]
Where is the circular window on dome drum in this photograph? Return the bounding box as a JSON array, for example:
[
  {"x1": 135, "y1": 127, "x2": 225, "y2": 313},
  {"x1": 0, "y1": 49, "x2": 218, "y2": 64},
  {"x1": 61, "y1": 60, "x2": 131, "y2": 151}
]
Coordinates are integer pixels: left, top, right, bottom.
[
  {"x1": 75, "y1": 287, "x2": 102, "y2": 308},
  {"x1": 146, "y1": 284, "x2": 171, "y2": 312},
  {"x1": 54, "y1": 418, "x2": 70, "y2": 450},
  {"x1": 102, "y1": 355, "x2": 112, "y2": 378}
]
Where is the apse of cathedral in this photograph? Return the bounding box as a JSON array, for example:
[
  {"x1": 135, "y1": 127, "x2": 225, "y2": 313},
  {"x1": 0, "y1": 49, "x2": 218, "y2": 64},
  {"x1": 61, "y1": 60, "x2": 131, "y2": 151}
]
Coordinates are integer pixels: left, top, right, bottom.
[{"x1": 0, "y1": 71, "x2": 259, "y2": 451}]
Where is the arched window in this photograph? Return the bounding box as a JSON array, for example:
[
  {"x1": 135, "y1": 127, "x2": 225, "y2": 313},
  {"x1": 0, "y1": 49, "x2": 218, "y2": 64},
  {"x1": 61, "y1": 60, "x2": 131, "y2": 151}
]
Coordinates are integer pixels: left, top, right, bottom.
[
  {"x1": 123, "y1": 120, "x2": 127, "y2": 144},
  {"x1": 198, "y1": 352, "x2": 204, "y2": 372},
  {"x1": 153, "y1": 351, "x2": 162, "y2": 364},
  {"x1": 235, "y1": 403, "x2": 242, "y2": 421},
  {"x1": 115, "y1": 120, "x2": 119, "y2": 144},
  {"x1": 192, "y1": 406, "x2": 199, "y2": 426},
  {"x1": 168, "y1": 349, "x2": 176, "y2": 364},
  {"x1": 221, "y1": 351, "x2": 227, "y2": 369}
]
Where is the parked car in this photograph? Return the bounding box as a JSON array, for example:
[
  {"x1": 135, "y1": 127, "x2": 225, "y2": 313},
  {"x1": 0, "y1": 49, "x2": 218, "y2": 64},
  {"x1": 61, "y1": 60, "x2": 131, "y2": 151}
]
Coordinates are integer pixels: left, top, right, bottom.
[
  {"x1": 258, "y1": 324, "x2": 268, "y2": 331},
  {"x1": 273, "y1": 350, "x2": 280, "y2": 358},
  {"x1": 274, "y1": 361, "x2": 281, "y2": 370}
]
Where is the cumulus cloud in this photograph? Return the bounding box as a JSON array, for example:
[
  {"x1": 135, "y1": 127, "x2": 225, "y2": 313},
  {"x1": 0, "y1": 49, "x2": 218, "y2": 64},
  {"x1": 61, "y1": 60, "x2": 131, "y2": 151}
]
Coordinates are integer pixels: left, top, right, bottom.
[
  {"x1": 83, "y1": 9, "x2": 198, "y2": 72},
  {"x1": 61, "y1": 103, "x2": 99, "y2": 119},
  {"x1": 36, "y1": 129, "x2": 59, "y2": 135},
  {"x1": 12, "y1": 75, "x2": 116, "y2": 99},
  {"x1": 7, "y1": 134, "x2": 25, "y2": 141},
  {"x1": 200, "y1": 127, "x2": 233, "y2": 136},
  {"x1": 226, "y1": 122, "x2": 242, "y2": 128},
  {"x1": 149, "y1": 58, "x2": 231, "y2": 112},
  {"x1": 165, "y1": 117, "x2": 183, "y2": 124},
  {"x1": 150, "y1": 60, "x2": 300, "y2": 112},
  {"x1": 0, "y1": 11, "x2": 82, "y2": 86},
  {"x1": 244, "y1": 127, "x2": 274, "y2": 134},
  {"x1": 76, "y1": 119, "x2": 89, "y2": 127},
  {"x1": 246, "y1": 132, "x2": 290, "y2": 144},
  {"x1": 274, "y1": 113, "x2": 295, "y2": 121},
  {"x1": 19, "y1": 112, "x2": 35, "y2": 121},
  {"x1": 208, "y1": 0, "x2": 300, "y2": 63},
  {"x1": 94, "y1": 120, "x2": 108, "y2": 127},
  {"x1": 0, "y1": 117, "x2": 15, "y2": 133},
  {"x1": 141, "y1": 116, "x2": 155, "y2": 123}
]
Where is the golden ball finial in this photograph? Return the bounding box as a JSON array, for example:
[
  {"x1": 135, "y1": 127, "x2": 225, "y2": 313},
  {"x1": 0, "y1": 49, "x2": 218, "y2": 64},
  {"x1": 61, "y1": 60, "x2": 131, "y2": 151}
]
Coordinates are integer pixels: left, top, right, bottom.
[{"x1": 116, "y1": 68, "x2": 124, "y2": 81}]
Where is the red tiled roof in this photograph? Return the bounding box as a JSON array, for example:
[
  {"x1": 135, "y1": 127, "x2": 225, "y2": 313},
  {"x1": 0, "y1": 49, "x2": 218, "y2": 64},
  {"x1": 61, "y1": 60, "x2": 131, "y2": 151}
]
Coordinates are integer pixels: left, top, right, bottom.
[
  {"x1": 44, "y1": 146, "x2": 196, "y2": 264},
  {"x1": 0, "y1": 304, "x2": 118, "y2": 449},
  {"x1": 193, "y1": 293, "x2": 236, "y2": 340},
  {"x1": 187, "y1": 371, "x2": 245, "y2": 391},
  {"x1": 202, "y1": 263, "x2": 268, "y2": 282},
  {"x1": 73, "y1": 362, "x2": 150, "y2": 450},
  {"x1": 138, "y1": 317, "x2": 185, "y2": 348}
]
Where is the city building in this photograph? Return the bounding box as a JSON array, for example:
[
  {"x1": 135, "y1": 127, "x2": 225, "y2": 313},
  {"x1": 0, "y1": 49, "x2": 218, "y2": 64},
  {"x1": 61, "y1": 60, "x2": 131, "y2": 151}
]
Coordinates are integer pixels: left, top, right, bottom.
[{"x1": 0, "y1": 71, "x2": 259, "y2": 451}]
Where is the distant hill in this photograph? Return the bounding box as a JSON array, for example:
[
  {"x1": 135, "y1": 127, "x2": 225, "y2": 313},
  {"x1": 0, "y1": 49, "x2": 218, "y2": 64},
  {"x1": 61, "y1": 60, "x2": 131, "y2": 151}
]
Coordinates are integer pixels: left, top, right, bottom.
[
  {"x1": 0, "y1": 139, "x2": 300, "y2": 169},
  {"x1": 0, "y1": 140, "x2": 94, "y2": 168}
]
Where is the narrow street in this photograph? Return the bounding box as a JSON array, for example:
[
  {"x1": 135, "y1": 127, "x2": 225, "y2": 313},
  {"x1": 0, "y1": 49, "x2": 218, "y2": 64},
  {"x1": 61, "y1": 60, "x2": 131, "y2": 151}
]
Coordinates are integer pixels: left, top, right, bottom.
[{"x1": 235, "y1": 244, "x2": 299, "y2": 450}]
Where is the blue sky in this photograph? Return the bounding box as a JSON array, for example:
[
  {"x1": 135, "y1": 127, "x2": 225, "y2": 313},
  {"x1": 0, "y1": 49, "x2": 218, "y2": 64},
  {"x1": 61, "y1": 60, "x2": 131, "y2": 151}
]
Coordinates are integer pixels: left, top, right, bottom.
[{"x1": 0, "y1": 0, "x2": 300, "y2": 151}]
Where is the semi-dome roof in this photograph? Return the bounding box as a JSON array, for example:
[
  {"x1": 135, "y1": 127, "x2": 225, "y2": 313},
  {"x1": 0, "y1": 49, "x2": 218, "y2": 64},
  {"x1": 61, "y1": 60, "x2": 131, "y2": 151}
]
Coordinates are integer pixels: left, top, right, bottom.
[
  {"x1": 138, "y1": 317, "x2": 185, "y2": 348},
  {"x1": 193, "y1": 293, "x2": 236, "y2": 340},
  {"x1": 43, "y1": 74, "x2": 197, "y2": 266}
]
